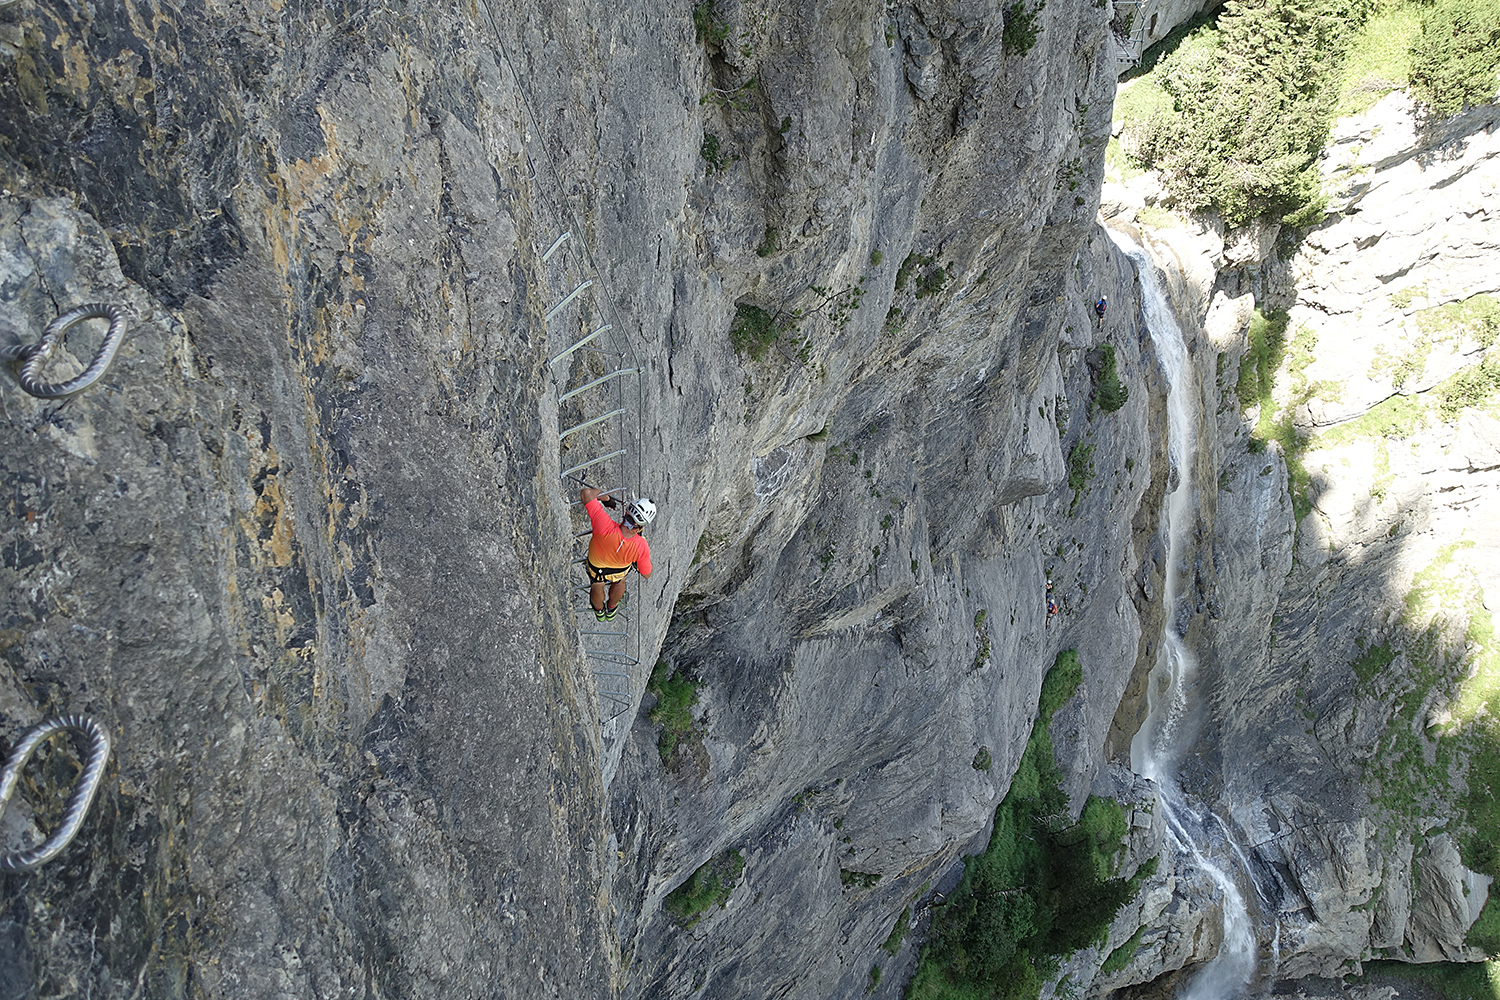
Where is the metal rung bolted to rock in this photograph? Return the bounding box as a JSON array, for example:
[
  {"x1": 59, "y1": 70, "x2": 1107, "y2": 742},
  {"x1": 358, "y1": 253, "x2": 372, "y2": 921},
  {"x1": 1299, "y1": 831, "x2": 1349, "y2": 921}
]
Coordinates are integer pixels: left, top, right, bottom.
[
  {"x1": 1, "y1": 303, "x2": 128, "y2": 399},
  {"x1": 544, "y1": 281, "x2": 593, "y2": 323},
  {"x1": 560, "y1": 408, "x2": 626, "y2": 441},
  {"x1": 0, "y1": 715, "x2": 111, "y2": 872},
  {"x1": 559, "y1": 368, "x2": 643, "y2": 403},
  {"x1": 542, "y1": 232, "x2": 571, "y2": 261},
  {"x1": 562, "y1": 450, "x2": 626, "y2": 478},
  {"x1": 549, "y1": 324, "x2": 612, "y2": 366}
]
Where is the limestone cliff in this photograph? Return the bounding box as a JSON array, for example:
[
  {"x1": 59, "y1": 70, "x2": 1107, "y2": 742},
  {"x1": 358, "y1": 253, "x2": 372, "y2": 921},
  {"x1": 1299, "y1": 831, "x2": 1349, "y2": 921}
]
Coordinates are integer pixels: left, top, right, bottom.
[
  {"x1": 1096, "y1": 90, "x2": 1500, "y2": 995},
  {"x1": 0, "y1": 0, "x2": 1167, "y2": 997}
]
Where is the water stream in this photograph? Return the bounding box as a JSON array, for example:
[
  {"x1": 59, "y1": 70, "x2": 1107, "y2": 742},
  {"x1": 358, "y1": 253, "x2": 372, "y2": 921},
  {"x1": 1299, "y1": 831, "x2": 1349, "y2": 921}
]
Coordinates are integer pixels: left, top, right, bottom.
[{"x1": 1112, "y1": 231, "x2": 1260, "y2": 999}]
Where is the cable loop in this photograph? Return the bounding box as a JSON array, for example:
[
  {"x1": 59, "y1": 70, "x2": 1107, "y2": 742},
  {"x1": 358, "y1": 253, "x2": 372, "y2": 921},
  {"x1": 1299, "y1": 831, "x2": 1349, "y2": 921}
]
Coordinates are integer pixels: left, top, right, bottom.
[
  {"x1": 0, "y1": 715, "x2": 111, "y2": 872},
  {"x1": 1, "y1": 303, "x2": 128, "y2": 398}
]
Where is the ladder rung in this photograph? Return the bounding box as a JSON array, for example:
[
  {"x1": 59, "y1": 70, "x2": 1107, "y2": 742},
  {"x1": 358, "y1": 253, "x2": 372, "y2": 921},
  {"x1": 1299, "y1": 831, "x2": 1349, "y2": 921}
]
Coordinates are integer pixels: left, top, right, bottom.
[
  {"x1": 542, "y1": 232, "x2": 571, "y2": 261},
  {"x1": 562, "y1": 450, "x2": 626, "y2": 477},
  {"x1": 544, "y1": 281, "x2": 593, "y2": 323},
  {"x1": 591, "y1": 670, "x2": 632, "y2": 678},
  {"x1": 560, "y1": 408, "x2": 626, "y2": 441},
  {"x1": 559, "y1": 368, "x2": 644, "y2": 402},
  {"x1": 548, "y1": 324, "x2": 612, "y2": 365},
  {"x1": 587, "y1": 651, "x2": 641, "y2": 665},
  {"x1": 581, "y1": 630, "x2": 630, "y2": 637}
]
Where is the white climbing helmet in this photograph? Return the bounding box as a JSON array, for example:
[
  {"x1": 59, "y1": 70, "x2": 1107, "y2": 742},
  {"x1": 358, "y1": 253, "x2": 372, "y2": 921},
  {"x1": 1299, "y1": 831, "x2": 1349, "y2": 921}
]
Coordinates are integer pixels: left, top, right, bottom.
[{"x1": 626, "y1": 497, "x2": 657, "y2": 527}]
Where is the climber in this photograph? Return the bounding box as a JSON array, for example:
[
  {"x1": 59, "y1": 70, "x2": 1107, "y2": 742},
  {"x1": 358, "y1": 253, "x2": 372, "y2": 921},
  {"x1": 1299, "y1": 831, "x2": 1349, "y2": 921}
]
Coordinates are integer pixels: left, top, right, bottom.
[
  {"x1": 1094, "y1": 296, "x2": 1108, "y2": 330},
  {"x1": 580, "y1": 486, "x2": 654, "y2": 622},
  {"x1": 1046, "y1": 594, "x2": 1059, "y2": 628}
]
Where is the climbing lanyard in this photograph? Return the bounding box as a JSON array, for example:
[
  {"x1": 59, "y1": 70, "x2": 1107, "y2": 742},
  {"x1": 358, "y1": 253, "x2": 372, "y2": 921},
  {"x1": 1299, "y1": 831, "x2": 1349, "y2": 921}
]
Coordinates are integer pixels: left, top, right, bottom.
[
  {"x1": 0, "y1": 715, "x2": 111, "y2": 872},
  {"x1": 2, "y1": 303, "x2": 128, "y2": 398}
]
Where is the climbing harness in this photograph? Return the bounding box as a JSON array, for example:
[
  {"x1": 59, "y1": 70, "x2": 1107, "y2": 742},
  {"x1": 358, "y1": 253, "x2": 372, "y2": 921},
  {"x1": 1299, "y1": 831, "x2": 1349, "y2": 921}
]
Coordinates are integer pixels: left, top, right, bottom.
[
  {"x1": 1, "y1": 303, "x2": 128, "y2": 398},
  {"x1": 0, "y1": 715, "x2": 111, "y2": 872}
]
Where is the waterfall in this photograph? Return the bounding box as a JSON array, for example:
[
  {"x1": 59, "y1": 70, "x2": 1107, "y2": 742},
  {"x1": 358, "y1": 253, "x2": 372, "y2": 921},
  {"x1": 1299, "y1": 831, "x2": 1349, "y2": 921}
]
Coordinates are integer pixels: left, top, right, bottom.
[{"x1": 1111, "y1": 230, "x2": 1259, "y2": 999}]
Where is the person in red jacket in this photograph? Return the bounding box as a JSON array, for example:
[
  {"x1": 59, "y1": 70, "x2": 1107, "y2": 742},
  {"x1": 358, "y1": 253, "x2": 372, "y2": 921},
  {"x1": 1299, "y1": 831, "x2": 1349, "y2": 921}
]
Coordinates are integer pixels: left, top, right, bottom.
[{"x1": 580, "y1": 486, "x2": 655, "y2": 621}]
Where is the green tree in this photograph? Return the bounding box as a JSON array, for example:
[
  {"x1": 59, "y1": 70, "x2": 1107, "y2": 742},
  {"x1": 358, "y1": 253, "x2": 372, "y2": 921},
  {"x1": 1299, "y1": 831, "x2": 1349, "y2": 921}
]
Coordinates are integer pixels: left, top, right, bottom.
[{"x1": 1409, "y1": 0, "x2": 1500, "y2": 118}]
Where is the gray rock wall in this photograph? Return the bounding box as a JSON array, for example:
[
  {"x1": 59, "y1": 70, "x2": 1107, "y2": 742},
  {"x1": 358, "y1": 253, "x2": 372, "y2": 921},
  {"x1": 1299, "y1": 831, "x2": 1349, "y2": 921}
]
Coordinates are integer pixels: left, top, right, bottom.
[
  {"x1": 1093, "y1": 91, "x2": 1500, "y2": 994},
  {"x1": 0, "y1": 0, "x2": 1168, "y2": 998}
]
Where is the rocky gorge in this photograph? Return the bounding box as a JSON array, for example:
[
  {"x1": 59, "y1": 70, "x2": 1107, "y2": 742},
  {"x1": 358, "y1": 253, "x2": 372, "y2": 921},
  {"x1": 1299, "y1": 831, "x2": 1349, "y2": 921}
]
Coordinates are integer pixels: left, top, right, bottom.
[{"x1": 0, "y1": 1, "x2": 1495, "y2": 999}]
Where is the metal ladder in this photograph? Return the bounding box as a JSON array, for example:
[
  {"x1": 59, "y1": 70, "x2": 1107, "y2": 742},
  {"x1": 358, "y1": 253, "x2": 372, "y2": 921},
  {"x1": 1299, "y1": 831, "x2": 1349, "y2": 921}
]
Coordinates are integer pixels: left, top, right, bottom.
[{"x1": 540, "y1": 230, "x2": 645, "y2": 729}]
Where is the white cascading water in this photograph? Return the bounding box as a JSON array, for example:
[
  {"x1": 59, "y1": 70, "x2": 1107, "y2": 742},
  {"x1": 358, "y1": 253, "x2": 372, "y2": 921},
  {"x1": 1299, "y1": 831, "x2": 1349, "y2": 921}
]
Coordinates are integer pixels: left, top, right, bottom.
[{"x1": 1112, "y1": 231, "x2": 1259, "y2": 999}]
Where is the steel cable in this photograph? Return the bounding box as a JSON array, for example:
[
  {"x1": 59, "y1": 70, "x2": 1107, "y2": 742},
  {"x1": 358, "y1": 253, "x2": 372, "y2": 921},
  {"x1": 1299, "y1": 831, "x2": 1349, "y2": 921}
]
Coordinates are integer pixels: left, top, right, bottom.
[
  {"x1": 1, "y1": 303, "x2": 128, "y2": 398},
  {"x1": 0, "y1": 715, "x2": 111, "y2": 872}
]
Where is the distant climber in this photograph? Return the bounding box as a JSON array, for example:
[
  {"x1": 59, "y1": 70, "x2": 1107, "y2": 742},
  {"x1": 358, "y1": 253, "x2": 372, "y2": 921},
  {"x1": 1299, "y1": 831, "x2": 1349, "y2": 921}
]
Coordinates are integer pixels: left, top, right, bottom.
[
  {"x1": 1046, "y1": 588, "x2": 1059, "y2": 629},
  {"x1": 580, "y1": 486, "x2": 654, "y2": 621},
  {"x1": 1094, "y1": 296, "x2": 1108, "y2": 330}
]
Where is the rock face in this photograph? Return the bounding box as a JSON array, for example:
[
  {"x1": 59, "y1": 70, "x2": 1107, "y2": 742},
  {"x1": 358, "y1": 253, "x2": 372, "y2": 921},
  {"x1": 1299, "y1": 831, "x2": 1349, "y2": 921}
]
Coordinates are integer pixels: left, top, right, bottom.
[
  {"x1": 1093, "y1": 91, "x2": 1500, "y2": 994},
  {"x1": 0, "y1": 0, "x2": 1174, "y2": 998}
]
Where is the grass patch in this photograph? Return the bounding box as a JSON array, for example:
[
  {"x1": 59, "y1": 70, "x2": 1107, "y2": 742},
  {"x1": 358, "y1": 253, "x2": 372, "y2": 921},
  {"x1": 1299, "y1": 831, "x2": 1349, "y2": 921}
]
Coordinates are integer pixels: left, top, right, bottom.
[
  {"x1": 906, "y1": 650, "x2": 1144, "y2": 1000},
  {"x1": 1336, "y1": 7, "x2": 1422, "y2": 117},
  {"x1": 882, "y1": 908, "x2": 912, "y2": 955},
  {"x1": 1002, "y1": 0, "x2": 1044, "y2": 55},
  {"x1": 730, "y1": 304, "x2": 780, "y2": 360},
  {"x1": 664, "y1": 849, "x2": 745, "y2": 924},
  {"x1": 1360, "y1": 959, "x2": 1500, "y2": 999},
  {"x1": 1091, "y1": 344, "x2": 1131, "y2": 413},
  {"x1": 842, "y1": 869, "x2": 882, "y2": 889},
  {"x1": 1100, "y1": 926, "x2": 1146, "y2": 975},
  {"x1": 1235, "y1": 309, "x2": 1290, "y2": 406},
  {"x1": 1236, "y1": 313, "x2": 1318, "y2": 520},
  {"x1": 973, "y1": 747, "x2": 993, "y2": 772},
  {"x1": 1067, "y1": 440, "x2": 1096, "y2": 515},
  {"x1": 647, "y1": 660, "x2": 700, "y2": 764},
  {"x1": 1417, "y1": 293, "x2": 1500, "y2": 351},
  {"x1": 1135, "y1": 205, "x2": 1182, "y2": 228},
  {"x1": 1351, "y1": 638, "x2": 1396, "y2": 683}
]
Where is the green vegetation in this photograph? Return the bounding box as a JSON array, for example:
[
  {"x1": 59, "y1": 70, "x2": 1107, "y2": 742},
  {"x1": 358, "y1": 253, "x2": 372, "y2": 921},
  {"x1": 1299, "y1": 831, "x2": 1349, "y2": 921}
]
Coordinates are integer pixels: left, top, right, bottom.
[
  {"x1": 896, "y1": 252, "x2": 951, "y2": 299},
  {"x1": 1113, "y1": 0, "x2": 1500, "y2": 223},
  {"x1": 1100, "y1": 926, "x2": 1146, "y2": 975},
  {"x1": 1416, "y1": 294, "x2": 1500, "y2": 351},
  {"x1": 647, "y1": 660, "x2": 700, "y2": 764},
  {"x1": 1066, "y1": 440, "x2": 1096, "y2": 515},
  {"x1": 1091, "y1": 344, "x2": 1130, "y2": 414},
  {"x1": 1408, "y1": 0, "x2": 1500, "y2": 118},
  {"x1": 1350, "y1": 638, "x2": 1396, "y2": 683},
  {"x1": 692, "y1": 0, "x2": 731, "y2": 45},
  {"x1": 1232, "y1": 311, "x2": 1318, "y2": 520},
  {"x1": 973, "y1": 747, "x2": 993, "y2": 772},
  {"x1": 730, "y1": 304, "x2": 780, "y2": 359},
  {"x1": 1349, "y1": 543, "x2": 1500, "y2": 952},
  {"x1": 1003, "y1": 0, "x2": 1044, "y2": 55},
  {"x1": 1360, "y1": 959, "x2": 1500, "y2": 999},
  {"x1": 665, "y1": 849, "x2": 745, "y2": 924},
  {"x1": 842, "y1": 869, "x2": 882, "y2": 889},
  {"x1": 1235, "y1": 309, "x2": 1290, "y2": 406},
  {"x1": 882, "y1": 908, "x2": 913, "y2": 955},
  {"x1": 870, "y1": 249, "x2": 884, "y2": 266},
  {"x1": 701, "y1": 133, "x2": 736, "y2": 174},
  {"x1": 1335, "y1": 6, "x2": 1422, "y2": 116},
  {"x1": 1135, "y1": 205, "x2": 1183, "y2": 228},
  {"x1": 1116, "y1": 0, "x2": 1348, "y2": 225},
  {"x1": 906, "y1": 651, "x2": 1146, "y2": 1000},
  {"x1": 756, "y1": 226, "x2": 780, "y2": 258}
]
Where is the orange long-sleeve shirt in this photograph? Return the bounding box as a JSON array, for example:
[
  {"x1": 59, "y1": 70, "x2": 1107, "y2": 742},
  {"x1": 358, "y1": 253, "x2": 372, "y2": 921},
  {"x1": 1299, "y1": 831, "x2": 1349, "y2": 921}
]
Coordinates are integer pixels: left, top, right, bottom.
[{"x1": 586, "y1": 499, "x2": 652, "y2": 575}]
